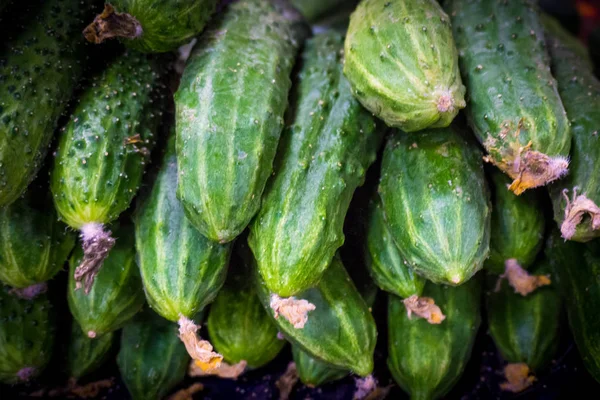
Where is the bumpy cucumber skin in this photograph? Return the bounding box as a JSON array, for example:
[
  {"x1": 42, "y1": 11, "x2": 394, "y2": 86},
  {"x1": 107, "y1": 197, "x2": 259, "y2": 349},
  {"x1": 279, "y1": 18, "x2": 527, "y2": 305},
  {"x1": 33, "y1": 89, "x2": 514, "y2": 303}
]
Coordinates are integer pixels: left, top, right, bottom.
[
  {"x1": 107, "y1": 0, "x2": 217, "y2": 53},
  {"x1": 292, "y1": 346, "x2": 348, "y2": 387},
  {"x1": 365, "y1": 195, "x2": 425, "y2": 298},
  {"x1": 51, "y1": 52, "x2": 162, "y2": 230},
  {"x1": 249, "y1": 32, "x2": 381, "y2": 297},
  {"x1": 546, "y1": 28, "x2": 600, "y2": 242},
  {"x1": 290, "y1": 0, "x2": 348, "y2": 22},
  {"x1": 546, "y1": 231, "x2": 600, "y2": 383},
  {"x1": 0, "y1": 190, "x2": 75, "y2": 288},
  {"x1": 0, "y1": 285, "x2": 55, "y2": 384},
  {"x1": 387, "y1": 279, "x2": 481, "y2": 400},
  {"x1": 344, "y1": 0, "x2": 465, "y2": 132},
  {"x1": 255, "y1": 255, "x2": 377, "y2": 377},
  {"x1": 0, "y1": 0, "x2": 92, "y2": 207},
  {"x1": 487, "y1": 169, "x2": 545, "y2": 274},
  {"x1": 66, "y1": 321, "x2": 115, "y2": 380},
  {"x1": 117, "y1": 308, "x2": 189, "y2": 400},
  {"x1": 68, "y1": 225, "x2": 145, "y2": 337},
  {"x1": 486, "y1": 260, "x2": 561, "y2": 371},
  {"x1": 175, "y1": 0, "x2": 308, "y2": 243},
  {"x1": 207, "y1": 243, "x2": 283, "y2": 369},
  {"x1": 379, "y1": 127, "x2": 491, "y2": 286},
  {"x1": 447, "y1": 0, "x2": 570, "y2": 185},
  {"x1": 135, "y1": 134, "x2": 231, "y2": 322}
]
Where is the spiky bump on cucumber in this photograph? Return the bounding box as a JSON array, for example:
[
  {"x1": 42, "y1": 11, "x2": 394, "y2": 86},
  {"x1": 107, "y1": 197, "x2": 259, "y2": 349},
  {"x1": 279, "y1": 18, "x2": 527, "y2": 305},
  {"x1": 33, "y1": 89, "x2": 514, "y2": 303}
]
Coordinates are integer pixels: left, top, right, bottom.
[
  {"x1": 51, "y1": 51, "x2": 164, "y2": 293},
  {"x1": 446, "y1": 0, "x2": 571, "y2": 194}
]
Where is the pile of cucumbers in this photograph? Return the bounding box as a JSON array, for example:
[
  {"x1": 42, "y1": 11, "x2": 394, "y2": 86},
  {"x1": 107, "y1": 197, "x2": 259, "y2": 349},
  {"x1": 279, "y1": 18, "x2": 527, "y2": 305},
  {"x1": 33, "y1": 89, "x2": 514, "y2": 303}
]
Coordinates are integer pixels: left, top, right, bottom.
[{"x1": 1, "y1": 0, "x2": 600, "y2": 398}]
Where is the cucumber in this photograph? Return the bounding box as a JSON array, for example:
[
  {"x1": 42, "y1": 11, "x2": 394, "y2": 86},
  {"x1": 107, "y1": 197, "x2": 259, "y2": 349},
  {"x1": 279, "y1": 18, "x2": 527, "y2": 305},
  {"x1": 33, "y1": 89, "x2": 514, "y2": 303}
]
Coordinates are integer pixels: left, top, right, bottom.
[
  {"x1": 0, "y1": 285, "x2": 55, "y2": 384},
  {"x1": 290, "y1": 0, "x2": 349, "y2": 22},
  {"x1": 83, "y1": 0, "x2": 217, "y2": 53},
  {"x1": 135, "y1": 133, "x2": 232, "y2": 323},
  {"x1": 387, "y1": 278, "x2": 482, "y2": 400},
  {"x1": 175, "y1": 0, "x2": 308, "y2": 243},
  {"x1": 117, "y1": 308, "x2": 190, "y2": 400},
  {"x1": 0, "y1": 0, "x2": 93, "y2": 207},
  {"x1": 486, "y1": 260, "x2": 561, "y2": 392},
  {"x1": 446, "y1": 0, "x2": 571, "y2": 194},
  {"x1": 545, "y1": 22, "x2": 600, "y2": 242},
  {"x1": 292, "y1": 346, "x2": 348, "y2": 388},
  {"x1": 486, "y1": 169, "x2": 545, "y2": 274},
  {"x1": 0, "y1": 186, "x2": 75, "y2": 290},
  {"x1": 378, "y1": 126, "x2": 490, "y2": 286},
  {"x1": 546, "y1": 231, "x2": 600, "y2": 383},
  {"x1": 68, "y1": 224, "x2": 145, "y2": 339},
  {"x1": 343, "y1": 0, "x2": 465, "y2": 132},
  {"x1": 207, "y1": 241, "x2": 284, "y2": 371},
  {"x1": 249, "y1": 32, "x2": 382, "y2": 298},
  {"x1": 540, "y1": 14, "x2": 592, "y2": 68},
  {"x1": 256, "y1": 254, "x2": 377, "y2": 377},
  {"x1": 51, "y1": 51, "x2": 164, "y2": 293},
  {"x1": 66, "y1": 320, "x2": 115, "y2": 380}
]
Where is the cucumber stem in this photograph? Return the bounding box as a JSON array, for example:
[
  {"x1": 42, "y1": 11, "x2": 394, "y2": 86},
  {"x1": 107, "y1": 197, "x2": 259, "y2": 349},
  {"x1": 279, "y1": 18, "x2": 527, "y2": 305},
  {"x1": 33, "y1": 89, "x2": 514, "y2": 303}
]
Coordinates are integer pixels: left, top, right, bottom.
[
  {"x1": 495, "y1": 259, "x2": 551, "y2": 296},
  {"x1": 269, "y1": 294, "x2": 316, "y2": 329},
  {"x1": 354, "y1": 375, "x2": 377, "y2": 400},
  {"x1": 561, "y1": 187, "x2": 600, "y2": 240},
  {"x1": 188, "y1": 359, "x2": 247, "y2": 379},
  {"x1": 402, "y1": 295, "x2": 446, "y2": 324},
  {"x1": 9, "y1": 282, "x2": 47, "y2": 300},
  {"x1": 499, "y1": 363, "x2": 536, "y2": 393},
  {"x1": 16, "y1": 367, "x2": 36, "y2": 382},
  {"x1": 275, "y1": 362, "x2": 298, "y2": 400},
  {"x1": 177, "y1": 315, "x2": 223, "y2": 372},
  {"x1": 75, "y1": 223, "x2": 116, "y2": 295},
  {"x1": 83, "y1": 4, "x2": 143, "y2": 44}
]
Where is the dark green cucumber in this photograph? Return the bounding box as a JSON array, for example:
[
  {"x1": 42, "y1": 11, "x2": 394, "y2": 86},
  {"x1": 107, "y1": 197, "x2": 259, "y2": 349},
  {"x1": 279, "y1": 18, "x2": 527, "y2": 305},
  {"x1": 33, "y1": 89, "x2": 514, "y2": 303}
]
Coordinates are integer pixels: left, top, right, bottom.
[
  {"x1": 446, "y1": 0, "x2": 570, "y2": 195},
  {"x1": 66, "y1": 320, "x2": 115, "y2": 380},
  {"x1": 292, "y1": 346, "x2": 348, "y2": 387},
  {"x1": 207, "y1": 242, "x2": 284, "y2": 370},
  {"x1": 84, "y1": 0, "x2": 217, "y2": 53},
  {"x1": 378, "y1": 126, "x2": 491, "y2": 286},
  {"x1": 135, "y1": 133, "x2": 231, "y2": 323},
  {"x1": 68, "y1": 224, "x2": 145, "y2": 339},
  {"x1": 365, "y1": 195, "x2": 425, "y2": 298},
  {"x1": 51, "y1": 51, "x2": 163, "y2": 293},
  {"x1": 0, "y1": 285, "x2": 55, "y2": 384},
  {"x1": 486, "y1": 260, "x2": 561, "y2": 374},
  {"x1": 117, "y1": 308, "x2": 190, "y2": 400},
  {"x1": 290, "y1": 0, "x2": 349, "y2": 22},
  {"x1": 256, "y1": 255, "x2": 377, "y2": 377},
  {"x1": 344, "y1": 0, "x2": 465, "y2": 132},
  {"x1": 541, "y1": 14, "x2": 592, "y2": 67},
  {"x1": 0, "y1": 187, "x2": 75, "y2": 289},
  {"x1": 387, "y1": 279, "x2": 482, "y2": 400},
  {"x1": 546, "y1": 231, "x2": 600, "y2": 383},
  {"x1": 249, "y1": 32, "x2": 381, "y2": 297},
  {"x1": 175, "y1": 0, "x2": 308, "y2": 243},
  {"x1": 486, "y1": 169, "x2": 545, "y2": 274},
  {"x1": 0, "y1": 0, "x2": 93, "y2": 207},
  {"x1": 545, "y1": 23, "x2": 600, "y2": 242}
]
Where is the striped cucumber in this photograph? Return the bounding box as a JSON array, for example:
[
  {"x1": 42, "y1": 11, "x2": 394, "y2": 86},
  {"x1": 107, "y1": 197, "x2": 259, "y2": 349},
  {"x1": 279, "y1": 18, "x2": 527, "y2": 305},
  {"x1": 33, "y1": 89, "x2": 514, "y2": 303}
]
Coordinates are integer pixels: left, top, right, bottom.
[
  {"x1": 249, "y1": 32, "x2": 382, "y2": 300},
  {"x1": 51, "y1": 51, "x2": 164, "y2": 293},
  {"x1": 378, "y1": 126, "x2": 491, "y2": 286},
  {"x1": 343, "y1": 0, "x2": 465, "y2": 132},
  {"x1": 446, "y1": 0, "x2": 571, "y2": 194},
  {"x1": 292, "y1": 346, "x2": 348, "y2": 387},
  {"x1": 175, "y1": 0, "x2": 308, "y2": 243},
  {"x1": 66, "y1": 320, "x2": 115, "y2": 380},
  {"x1": 0, "y1": 0, "x2": 93, "y2": 207},
  {"x1": 84, "y1": 0, "x2": 217, "y2": 53},
  {"x1": 68, "y1": 224, "x2": 145, "y2": 339}
]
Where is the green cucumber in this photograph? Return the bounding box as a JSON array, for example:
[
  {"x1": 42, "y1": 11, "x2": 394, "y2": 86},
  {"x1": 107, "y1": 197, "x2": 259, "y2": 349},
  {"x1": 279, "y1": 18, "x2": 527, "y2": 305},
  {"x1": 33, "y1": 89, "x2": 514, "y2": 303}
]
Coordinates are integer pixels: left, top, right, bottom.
[
  {"x1": 545, "y1": 22, "x2": 600, "y2": 242},
  {"x1": 292, "y1": 346, "x2": 348, "y2": 387},
  {"x1": 486, "y1": 169, "x2": 545, "y2": 274},
  {"x1": 0, "y1": 187, "x2": 75, "y2": 290},
  {"x1": 68, "y1": 224, "x2": 145, "y2": 339},
  {"x1": 135, "y1": 133, "x2": 231, "y2": 323},
  {"x1": 83, "y1": 0, "x2": 217, "y2": 53},
  {"x1": 446, "y1": 0, "x2": 570, "y2": 194},
  {"x1": 387, "y1": 279, "x2": 482, "y2": 400},
  {"x1": 290, "y1": 0, "x2": 349, "y2": 22},
  {"x1": 0, "y1": 285, "x2": 55, "y2": 384},
  {"x1": 546, "y1": 231, "x2": 600, "y2": 383},
  {"x1": 256, "y1": 254, "x2": 377, "y2": 377},
  {"x1": 66, "y1": 320, "x2": 115, "y2": 380},
  {"x1": 207, "y1": 242, "x2": 284, "y2": 370},
  {"x1": 541, "y1": 14, "x2": 592, "y2": 67},
  {"x1": 51, "y1": 51, "x2": 163, "y2": 293},
  {"x1": 117, "y1": 308, "x2": 190, "y2": 400},
  {"x1": 249, "y1": 32, "x2": 381, "y2": 298},
  {"x1": 0, "y1": 0, "x2": 93, "y2": 207},
  {"x1": 175, "y1": 0, "x2": 308, "y2": 243},
  {"x1": 343, "y1": 0, "x2": 465, "y2": 132},
  {"x1": 378, "y1": 126, "x2": 491, "y2": 286}
]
